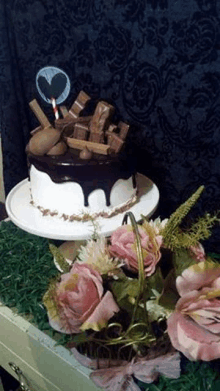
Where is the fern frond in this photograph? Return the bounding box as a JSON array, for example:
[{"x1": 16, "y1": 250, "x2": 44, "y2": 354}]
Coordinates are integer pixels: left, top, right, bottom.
[
  {"x1": 162, "y1": 186, "x2": 204, "y2": 248},
  {"x1": 164, "y1": 212, "x2": 220, "y2": 251}
]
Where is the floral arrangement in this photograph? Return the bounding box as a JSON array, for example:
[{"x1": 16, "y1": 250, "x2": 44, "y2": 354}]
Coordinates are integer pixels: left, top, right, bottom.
[{"x1": 43, "y1": 186, "x2": 220, "y2": 390}]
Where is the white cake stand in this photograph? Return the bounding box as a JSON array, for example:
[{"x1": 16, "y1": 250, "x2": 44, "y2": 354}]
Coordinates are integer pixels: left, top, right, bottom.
[
  {"x1": 6, "y1": 173, "x2": 159, "y2": 271},
  {"x1": 6, "y1": 173, "x2": 159, "y2": 241}
]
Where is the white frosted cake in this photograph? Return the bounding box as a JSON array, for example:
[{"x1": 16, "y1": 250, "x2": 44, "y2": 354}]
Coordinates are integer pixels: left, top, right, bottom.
[{"x1": 28, "y1": 150, "x2": 137, "y2": 221}]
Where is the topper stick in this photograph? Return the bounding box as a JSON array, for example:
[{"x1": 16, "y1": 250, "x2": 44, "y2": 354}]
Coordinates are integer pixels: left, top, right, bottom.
[{"x1": 51, "y1": 97, "x2": 59, "y2": 120}]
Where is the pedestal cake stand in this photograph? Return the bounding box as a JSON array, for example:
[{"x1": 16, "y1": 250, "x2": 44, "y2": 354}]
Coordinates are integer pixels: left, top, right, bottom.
[
  {"x1": 6, "y1": 173, "x2": 159, "y2": 269},
  {"x1": 6, "y1": 173, "x2": 159, "y2": 241}
]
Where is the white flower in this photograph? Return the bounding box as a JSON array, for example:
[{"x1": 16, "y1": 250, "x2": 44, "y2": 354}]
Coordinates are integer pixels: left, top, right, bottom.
[
  {"x1": 149, "y1": 217, "x2": 169, "y2": 234},
  {"x1": 77, "y1": 236, "x2": 124, "y2": 275},
  {"x1": 146, "y1": 299, "x2": 172, "y2": 322}
]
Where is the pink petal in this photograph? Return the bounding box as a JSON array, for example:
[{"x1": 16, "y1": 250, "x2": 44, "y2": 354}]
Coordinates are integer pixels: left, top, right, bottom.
[
  {"x1": 156, "y1": 235, "x2": 163, "y2": 247},
  {"x1": 90, "y1": 367, "x2": 140, "y2": 391},
  {"x1": 176, "y1": 261, "x2": 220, "y2": 296},
  {"x1": 111, "y1": 226, "x2": 131, "y2": 243},
  {"x1": 167, "y1": 312, "x2": 220, "y2": 361},
  {"x1": 134, "y1": 351, "x2": 180, "y2": 382},
  {"x1": 80, "y1": 291, "x2": 120, "y2": 331},
  {"x1": 48, "y1": 310, "x2": 81, "y2": 334},
  {"x1": 212, "y1": 277, "x2": 220, "y2": 289}
]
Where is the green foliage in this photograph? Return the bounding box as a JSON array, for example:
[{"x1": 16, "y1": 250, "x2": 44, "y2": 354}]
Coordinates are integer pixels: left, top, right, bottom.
[
  {"x1": 172, "y1": 248, "x2": 197, "y2": 276},
  {"x1": 164, "y1": 213, "x2": 220, "y2": 251},
  {"x1": 158, "y1": 270, "x2": 179, "y2": 311},
  {"x1": 110, "y1": 271, "x2": 139, "y2": 299},
  {"x1": 110, "y1": 269, "x2": 164, "y2": 314},
  {"x1": 49, "y1": 243, "x2": 70, "y2": 273},
  {"x1": 146, "y1": 267, "x2": 164, "y2": 297},
  {"x1": 68, "y1": 331, "x2": 91, "y2": 346},
  {"x1": 110, "y1": 277, "x2": 140, "y2": 317},
  {"x1": 162, "y1": 186, "x2": 204, "y2": 249}
]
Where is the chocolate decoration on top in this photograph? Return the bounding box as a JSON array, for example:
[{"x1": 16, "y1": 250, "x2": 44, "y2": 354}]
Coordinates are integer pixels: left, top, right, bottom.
[
  {"x1": 27, "y1": 91, "x2": 135, "y2": 209},
  {"x1": 28, "y1": 100, "x2": 63, "y2": 156},
  {"x1": 28, "y1": 91, "x2": 130, "y2": 157},
  {"x1": 28, "y1": 150, "x2": 136, "y2": 207},
  {"x1": 79, "y1": 147, "x2": 93, "y2": 160}
]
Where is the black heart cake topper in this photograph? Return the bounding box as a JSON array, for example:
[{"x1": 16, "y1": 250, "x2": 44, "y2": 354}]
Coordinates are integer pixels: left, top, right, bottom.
[
  {"x1": 38, "y1": 73, "x2": 67, "y2": 100},
  {"x1": 36, "y1": 66, "x2": 71, "y2": 105}
]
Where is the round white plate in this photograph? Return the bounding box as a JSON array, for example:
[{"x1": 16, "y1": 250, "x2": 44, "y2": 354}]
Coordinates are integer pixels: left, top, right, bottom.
[{"x1": 6, "y1": 173, "x2": 159, "y2": 241}]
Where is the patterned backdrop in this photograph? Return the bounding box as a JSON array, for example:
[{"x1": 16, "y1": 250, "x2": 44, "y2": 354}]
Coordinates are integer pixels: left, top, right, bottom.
[{"x1": 0, "y1": 0, "x2": 220, "y2": 250}]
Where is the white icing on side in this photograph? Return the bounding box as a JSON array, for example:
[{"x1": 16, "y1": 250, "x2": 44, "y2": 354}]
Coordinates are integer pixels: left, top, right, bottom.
[{"x1": 30, "y1": 165, "x2": 137, "y2": 218}]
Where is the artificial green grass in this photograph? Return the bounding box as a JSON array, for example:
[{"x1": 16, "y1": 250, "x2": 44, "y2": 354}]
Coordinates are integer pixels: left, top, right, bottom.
[
  {"x1": 0, "y1": 221, "x2": 220, "y2": 390},
  {"x1": 0, "y1": 220, "x2": 58, "y2": 330}
]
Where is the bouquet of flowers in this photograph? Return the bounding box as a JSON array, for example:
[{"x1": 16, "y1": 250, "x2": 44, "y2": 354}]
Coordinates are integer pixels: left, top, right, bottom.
[{"x1": 43, "y1": 186, "x2": 220, "y2": 390}]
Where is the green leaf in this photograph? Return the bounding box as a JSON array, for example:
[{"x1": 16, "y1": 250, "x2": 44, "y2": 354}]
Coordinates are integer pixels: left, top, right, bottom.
[
  {"x1": 49, "y1": 243, "x2": 70, "y2": 273},
  {"x1": 172, "y1": 248, "x2": 196, "y2": 276},
  {"x1": 208, "y1": 252, "x2": 220, "y2": 260},
  {"x1": 146, "y1": 267, "x2": 164, "y2": 297},
  {"x1": 71, "y1": 331, "x2": 92, "y2": 345},
  {"x1": 146, "y1": 299, "x2": 172, "y2": 322},
  {"x1": 111, "y1": 278, "x2": 140, "y2": 302},
  {"x1": 158, "y1": 269, "x2": 179, "y2": 311},
  {"x1": 210, "y1": 380, "x2": 220, "y2": 391}
]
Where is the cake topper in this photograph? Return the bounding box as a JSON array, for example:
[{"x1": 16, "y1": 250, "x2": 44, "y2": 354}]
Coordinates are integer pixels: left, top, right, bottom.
[{"x1": 36, "y1": 66, "x2": 71, "y2": 119}]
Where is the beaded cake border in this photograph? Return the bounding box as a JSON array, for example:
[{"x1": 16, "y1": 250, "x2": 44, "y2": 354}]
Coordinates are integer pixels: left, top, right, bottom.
[{"x1": 30, "y1": 191, "x2": 138, "y2": 222}]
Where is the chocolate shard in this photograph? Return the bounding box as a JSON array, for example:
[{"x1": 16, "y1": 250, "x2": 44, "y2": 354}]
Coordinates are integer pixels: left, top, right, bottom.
[
  {"x1": 89, "y1": 131, "x2": 104, "y2": 143},
  {"x1": 107, "y1": 124, "x2": 118, "y2": 133},
  {"x1": 66, "y1": 137, "x2": 110, "y2": 155},
  {"x1": 118, "y1": 121, "x2": 130, "y2": 140},
  {"x1": 73, "y1": 123, "x2": 89, "y2": 140},
  {"x1": 29, "y1": 99, "x2": 51, "y2": 129},
  {"x1": 60, "y1": 106, "x2": 69, "y2": 117},
  {"x1": 107, "y1": 132, "x2": 124, "y2": 153},
  {"x1": 69, "y1": 90, "x2": 91, "y2": 118},
  {"x1": 89, "y1": 101, "x2": 114, "y2": 134},
  {"x1": 55, "y1": 116, "x2": 92, "y2": 136}
]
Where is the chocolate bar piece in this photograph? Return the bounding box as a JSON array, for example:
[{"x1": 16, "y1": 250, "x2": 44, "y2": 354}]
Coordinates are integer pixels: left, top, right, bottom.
[
  {"x1": 60, "y1": 106, "x2": 69, "y2": 117},
  {"x1": 118, "y1": 121, "x2": 130, "y2": 140},
  {"x1": 29, "y1": 99, "x2": 51, "y2": 129},
  {"x1": 89, "y1": 131, "x2": 104, "y2": 143},
  {"x1": 89, "y1": 101, "x2": 114, "y2": 133},
  {"x1": 107, "y1": 124, "x2": 118, "y2": 133},
  {"x1": 66, "y1": 138, "x2": 110, "y2": 155},
  {"x1": 69, "y1": 90, "x2": 91, "y2": 118},
  {"x1": 55, "y1": 116, "x2": 92, "y2": 135},
  {"x1": 107, "y1": 132, "x2": 124, "y2": 153},
  {"x1": 73, "y1": 123, "x2": 89, "y2": 140}
]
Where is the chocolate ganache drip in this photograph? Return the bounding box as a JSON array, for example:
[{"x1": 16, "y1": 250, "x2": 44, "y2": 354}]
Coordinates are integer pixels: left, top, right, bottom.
[{"x1": 28, "y1": 150, "x2": 136, "y2": 207}]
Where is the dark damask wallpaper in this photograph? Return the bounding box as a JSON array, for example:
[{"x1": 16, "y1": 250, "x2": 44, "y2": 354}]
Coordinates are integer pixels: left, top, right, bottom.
[{"x1": 0, "y1": 0, "x2": 220, "y2": 250}]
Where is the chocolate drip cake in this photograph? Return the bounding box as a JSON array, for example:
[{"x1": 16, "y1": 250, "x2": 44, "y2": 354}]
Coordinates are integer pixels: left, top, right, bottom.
[{"x1": 27, "y1": 91, "x2": 138, "y2": 221}]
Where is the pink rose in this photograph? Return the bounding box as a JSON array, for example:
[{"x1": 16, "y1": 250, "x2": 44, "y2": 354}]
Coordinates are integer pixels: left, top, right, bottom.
[
  {"x1": 44, "y1": 263, "x2": 119, "y2": 334},
  {"x1": 109, "y1": 225, "x2": 162, "y2": 277},
  {"x1": 167, "y1": 261, "x2": 220, "y2": 361}
]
